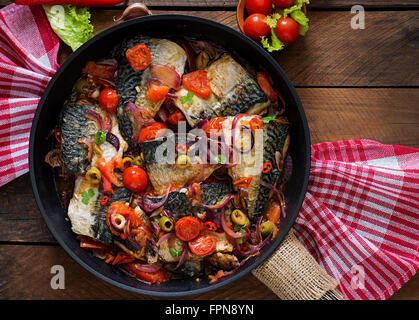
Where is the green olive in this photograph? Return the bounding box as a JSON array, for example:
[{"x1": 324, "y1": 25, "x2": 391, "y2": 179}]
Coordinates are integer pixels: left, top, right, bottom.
[
  {"x1": 74, "y1": 78, "x2": 87, "y2": 93},
  {"x1": 85, "y1": 168, "x2": 101, "y2": 184},
  {"x1": 159, "y1": 216, "x2": 174, "y2": 232},
  {"x1": 122, "y1": 156, "x2": 134, "y2": 168},
  {"x1": 196, "y1": 51, "x2": 210, "y2": 70},
  {"x1": 176, "y1": 154, "x2": 191, "y2": 169},
  {"x1": 260, "y1": 221, "x2": 275, "y2": 237},
  {"x1": 231, "y1": 209, "x2": 250, "y2": 227}
]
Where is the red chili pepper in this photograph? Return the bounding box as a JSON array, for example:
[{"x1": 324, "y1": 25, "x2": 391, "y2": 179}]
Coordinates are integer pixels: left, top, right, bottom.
[
  {"x1": 176, "y1": 143, "x2": 187, "y2": 154},
  {"x1": 261, "y1": 161, "x2": 272, "y2": 173},
  {"x1": 204, "y1": 221, "x2": 217, "y2": 232},
  {"x1": 249, "y1": 118, "x2": 262, "y2": 132},
  {"x1": 100, "y1": 195, "x2": 109, "y2": 206},
  {"x1": 233, "y1": 177, "x2": 253, "y2": 189},
  {"x1": 15, "y1": 0, "x2": 123, "y2": 6}
]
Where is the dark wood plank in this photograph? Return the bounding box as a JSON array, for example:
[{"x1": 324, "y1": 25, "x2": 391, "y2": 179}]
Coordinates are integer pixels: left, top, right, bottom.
[
  {"x1": 297, "y1": 88, "x2": 419, "y2": 147},
  {"x1": 0, "y1": 245, "x2": 278, "y2": 299},
  {"x1": 1, "y1": 88, "x2": 417, "y2": 243},
  {"x1": 58, "y1": 10, "x2": 419, "y2": 87},
  {"x1": 2, "y1": 0, "x2": 419, "y2": 8},
  {"x1": 0, "y1": 244, "x2": 417, "y2": 299}
]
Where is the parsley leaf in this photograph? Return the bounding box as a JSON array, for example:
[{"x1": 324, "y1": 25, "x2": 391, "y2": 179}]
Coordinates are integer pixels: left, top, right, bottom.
[{"x1": 181, "y1": 91, "x2": 194, "y2": 105}]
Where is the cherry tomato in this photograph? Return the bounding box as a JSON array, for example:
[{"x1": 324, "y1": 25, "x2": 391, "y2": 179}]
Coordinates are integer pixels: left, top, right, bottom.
[
  {"x1": 182, "y1": 70, "x2": 211, "y2": 99},
  {"x1": 146, "y1": 84, "x2": 169, "y2": 102},
  {"x1": 166, "y1": 109, "x2": 186, "y2": 126},
  {"x1": 126, "y1": 43, "x2": 151, "y2": 71},
  {"x1": 188, "y1": 235, "x2": 216, "y2": 256},
  {"x1": 175, "y1": 216, "x2": 201, "y2": 242},
  {"x1": 257, "y1": 72, "x2": 278, "y2": 102},
  {"x1": 122, "y1": 166, "x2": 148, "y2": 193},
  {"x1": 272, "y1": 0, "x2": 295, "y2": 8},
  {"x1": 203, "y1": 117, "x2": 225, "y2": 135},
  {"x1": 126, "y1": 263, "x2": 171, "y2": 284},
  {"x1": 246, "y1": 0, "x2": 272, "y2": 16},
  {"x1": 274, "y1": 17, "x2": 299, "y2": 44},
  {"x1": 138, "y1": 122, "x2": 167, "y2": 143},
  {"x1": 243, "y1": 14, "x2": 270, "y2": 41},
  {"x1": 98, "y1": 88, "x2": 118, "y2": 113}
]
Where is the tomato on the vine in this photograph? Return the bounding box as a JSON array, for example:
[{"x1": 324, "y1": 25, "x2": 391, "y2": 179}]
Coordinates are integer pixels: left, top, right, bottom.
[
  {"x1": 243, "y1": 14, "x2": 270, "y2": 41},
  {"x1": 274, "y1": 17, "x2": 299, "y2": 44},
  {"x1": 272, "y1": 0, "x2": 295, "y2": 8},
  {"x1": 246, "y1": 0, "x2": 272, "y2": 16}
]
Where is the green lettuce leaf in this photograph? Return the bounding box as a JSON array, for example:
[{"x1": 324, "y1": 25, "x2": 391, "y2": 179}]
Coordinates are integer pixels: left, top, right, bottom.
[
  {"x1": 261, "y1": 29, "x2": 285, "y2": 53},
  {"x1": 290, "y1": 10, "x2": 309, "y2": 36},
  {"x1": 43, "y1": 5, "x2": 94, "y2": 51},
  {"x1": 261, "y1": 0, "x2": 310, "y2": 52}
]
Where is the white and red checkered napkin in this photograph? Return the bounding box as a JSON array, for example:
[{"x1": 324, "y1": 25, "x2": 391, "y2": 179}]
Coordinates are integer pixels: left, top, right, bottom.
[
  {"x1": 0, "y1": 4, "x2": 417, "y2": 300},
  {"x1": 0, "y1": 3, "x2": 59, "y2": 187},
  {"x1": 293, "y1": 140, "x2": 419, "y2": 299}
]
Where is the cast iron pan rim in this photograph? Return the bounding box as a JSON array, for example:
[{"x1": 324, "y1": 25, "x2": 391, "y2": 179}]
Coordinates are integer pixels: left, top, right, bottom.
[{"x1": 29, "y1": 14, "x2": 311, "y2": 297}]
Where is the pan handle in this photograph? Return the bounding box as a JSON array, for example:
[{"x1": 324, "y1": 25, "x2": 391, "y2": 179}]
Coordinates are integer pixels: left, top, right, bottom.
[{"x1": 252, "y1": 230, "x2": 344, "y2": 300}]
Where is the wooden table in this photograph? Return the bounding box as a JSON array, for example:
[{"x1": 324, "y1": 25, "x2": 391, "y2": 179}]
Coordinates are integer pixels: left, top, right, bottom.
[{"x1": 0, "y1": 0, "x2": 418, "y2": 300}]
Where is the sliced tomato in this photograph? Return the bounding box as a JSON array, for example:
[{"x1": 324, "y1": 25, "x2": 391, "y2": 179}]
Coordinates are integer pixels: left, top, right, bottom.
[
  {"x1": 175, "y1": 216, "x2": 201, "y2": 242},
  {"x1": 188, "y1": 234, "x2": 216, "y2": 256},
  {"x1": 126, "y1": 43, "x2": 151, "y2": 71},
  {"x1": 138, "y1": 122, "x2": 167, "y2": 143},
  {"x1": 182, "y1": 70, "x2": 211, "y2": 99},
  {"x1": 126, "y1": 263, "x2": 171, "y2": 284},
  {"x1": 257, "y1": 72, "x2": 278, "y2": 102},
  {"x1": 203, "y1": 117, "x2": 225, "y2": 135},
  {"x1": 166, "y1": 109, "x2": 186, "y2": 126},
  {"x1": 146, "y1": 84, "x2": 169, "y2": 102}
]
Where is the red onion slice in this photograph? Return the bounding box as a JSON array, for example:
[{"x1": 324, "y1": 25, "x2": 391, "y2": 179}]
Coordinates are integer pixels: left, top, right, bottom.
[
  {"x1": 150, "y1": 64, "x2": 181, "y2": 89},
  {"x1": 156, "y1": 231, "x2": 174, "y2": 247},
  {"x1": 106, "y1": 131, "x2": 120, "y2": 150},
  {"x1": 174, "y1": 242, "x2": 189, "y2": 270},
  {"x1": 259, "y1": 179, "x2": 282, "y2": 205},
  {"x1": 131, "y1": 261, "x2": 162, "y2": 272},
  {"x1": 163, "y1": 210, "x2": 176, "y2": 226},
  {"x1": 78, "y1": 138, "x2": 93, "y2": 162},
  {"x1": 197, "y1": 194, "x2": 234, "y2": 211},
  {"x1": 137, "y1": 187, "x2": 171, "y2": 213},
  {"x1": 84, "y1": 109, "x2": 104, "y2": 130}
]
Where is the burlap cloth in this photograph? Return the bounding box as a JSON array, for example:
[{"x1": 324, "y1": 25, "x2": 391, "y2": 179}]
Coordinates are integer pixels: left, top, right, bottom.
[{"x1": 252, "y1": 230, "x2": 344, "y2": 300}]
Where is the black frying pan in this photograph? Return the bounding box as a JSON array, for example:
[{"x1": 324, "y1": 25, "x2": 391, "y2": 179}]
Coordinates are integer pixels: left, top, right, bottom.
[{"x1": 29, "y1": 14, "x2": 311, "y2": 297}]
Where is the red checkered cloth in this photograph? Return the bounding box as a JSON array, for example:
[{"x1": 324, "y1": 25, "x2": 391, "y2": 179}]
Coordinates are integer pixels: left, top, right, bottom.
[
  {"x1": 293, "y1": 139, "x2": 419, "y2": 299},
  {"x1": 0, "y1": 4, "x2": 59, "y2": 187},
  {"x1": 0, "y1": 4, "x2": 417, "y2": 301}
]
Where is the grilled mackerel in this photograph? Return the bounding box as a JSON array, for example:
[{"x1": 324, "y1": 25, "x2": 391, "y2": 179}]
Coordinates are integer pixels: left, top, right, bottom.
[
  {"x1": 115, "y1": 36, "x2": 187, "y2": 147},
  {"x1": 174, "y1": 54, "x2": 270, "y2": 127}
]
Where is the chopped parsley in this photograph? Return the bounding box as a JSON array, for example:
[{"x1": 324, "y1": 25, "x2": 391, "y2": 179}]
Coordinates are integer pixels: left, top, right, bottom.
[
  {"x1": 81, "y1": 188, "x2": 95, "y2": 205},
  {"x1": 180, "y1": 91, "x2": 194, "y2": 105}
]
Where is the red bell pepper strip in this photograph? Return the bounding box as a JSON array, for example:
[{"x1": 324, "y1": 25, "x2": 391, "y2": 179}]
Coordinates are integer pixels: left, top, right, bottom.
[{"x1": 97, "y1": 157, "x2": 123, "y2": 188}]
